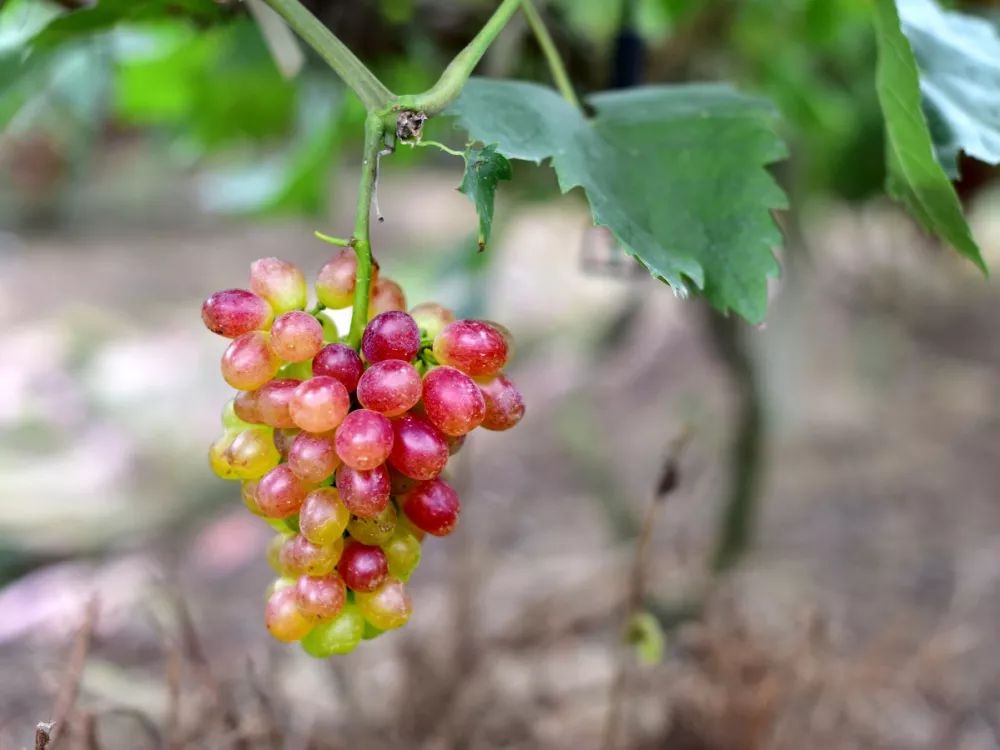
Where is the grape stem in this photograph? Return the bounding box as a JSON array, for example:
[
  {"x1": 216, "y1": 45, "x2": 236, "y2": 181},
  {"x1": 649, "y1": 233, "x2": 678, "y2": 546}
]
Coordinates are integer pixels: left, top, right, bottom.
[
  {"x1": 346, "y1": 112, "x2": 386, "y2": 349},
  {"x1": 520, "y1": 0, "x2": 581, "y2": 109}
]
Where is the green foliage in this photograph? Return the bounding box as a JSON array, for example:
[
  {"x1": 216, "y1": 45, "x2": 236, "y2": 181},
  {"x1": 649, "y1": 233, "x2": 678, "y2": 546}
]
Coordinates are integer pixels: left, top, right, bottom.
[
  {"x1": 872, "y1": 0, "x2": 986, "y2": 272},
  {"x1": 627, "y1": 610, "x2": 665, "y2": 665},
  {"x1": 449, "y1": 79, "x2": 788, "y2": 322},
  {"x1": 898, "y1": 0, "x2": 1000, "y2": 178},
  {"x1": 459, "y1": 144, "x2": 512, "y2": 251}
]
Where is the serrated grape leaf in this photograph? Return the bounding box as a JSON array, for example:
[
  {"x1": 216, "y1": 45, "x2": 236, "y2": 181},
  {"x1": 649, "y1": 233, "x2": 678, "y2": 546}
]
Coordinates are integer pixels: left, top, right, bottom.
[
  {"x1": 872, "y1": 0, "x2": 986, "y2": 272},
  {"x1": 898, "y1": 0, "x2": 1000, "y2": 178},
  {"x1": 458, "y1": 144, "x2": 511, "y2": 251},
  {"x1": 448, "y1": 79, "x2": 787, "y2": 322},
  {"x1": 29, "y1": 0, "x2": 225, "y2": 50}
]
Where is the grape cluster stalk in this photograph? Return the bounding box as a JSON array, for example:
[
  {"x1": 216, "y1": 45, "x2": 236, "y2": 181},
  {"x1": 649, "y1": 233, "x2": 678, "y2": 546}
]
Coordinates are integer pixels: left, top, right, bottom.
[{"x1": 203, "y1": 251, "x2": 525, "y2": 656}]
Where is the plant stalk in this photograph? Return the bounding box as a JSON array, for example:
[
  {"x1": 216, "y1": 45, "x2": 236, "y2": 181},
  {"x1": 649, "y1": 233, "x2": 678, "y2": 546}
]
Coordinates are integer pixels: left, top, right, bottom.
[
  {"x1": 399, "y1": 0, "x2": 523, "y2": 115},
  {"x1": 263, "y1": 0, "x2": 395, "y2": 111},
  {"x1": 347, "y1": 113, "x2": 386, "y2": 349},
  {"x1": 520, "y1": 0, "x2": 581, "y2": 109}
]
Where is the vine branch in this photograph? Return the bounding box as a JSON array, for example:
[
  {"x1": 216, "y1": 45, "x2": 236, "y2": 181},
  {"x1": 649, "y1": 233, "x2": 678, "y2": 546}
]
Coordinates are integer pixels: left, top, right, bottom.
[{"x1": 262, "y1": 0, "x2": 394, "y2": 111}]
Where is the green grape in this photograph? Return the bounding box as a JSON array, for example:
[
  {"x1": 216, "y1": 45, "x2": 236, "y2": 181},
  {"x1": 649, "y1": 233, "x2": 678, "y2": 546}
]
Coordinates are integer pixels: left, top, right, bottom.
[
  {"x1": 381, "y1": 526, "x2": 421, "y2": 581},
  {"x1": 356, "y1": 578, "x2": 412, "y2": 630},
  {"x1": 362, "y1": 621, "x2": 384, "y2": 640},
  {"x1": 278, "y1": 360, "x2": 313, "y2": 380},
  {"x1": 267, "y1": 532, "x2": 292, "y2": 573},
  {"x1": 241, "y1": 479, "x2": 263, "y2": 516},
  {"x1": 301, "y1": 602, "x2": 365, "y2": 657},
  {"x1": 222, "y1": 399, "x2": 255, "y2": 430},
  {"x1": 299, "y1": 488, "x2": 351, "y2": 546},
  {"x1": 319, "y1": 314, "x2": 340, "y2": 344},
  {"x1": 347, "y1": 503, "x2": 397, "y2": 546}
]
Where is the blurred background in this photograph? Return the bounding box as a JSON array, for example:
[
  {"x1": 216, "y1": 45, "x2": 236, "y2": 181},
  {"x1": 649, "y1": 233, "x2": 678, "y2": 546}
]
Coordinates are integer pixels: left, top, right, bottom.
[{"x1": 2, "y1": 0, "x2": 1000, "y2": 748}]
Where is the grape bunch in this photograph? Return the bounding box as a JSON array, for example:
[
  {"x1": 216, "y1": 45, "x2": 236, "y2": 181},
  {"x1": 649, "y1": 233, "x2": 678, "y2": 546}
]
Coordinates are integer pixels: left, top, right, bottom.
[{"x1": 202, "y1": 252, "x2": 525, "y2": 657}]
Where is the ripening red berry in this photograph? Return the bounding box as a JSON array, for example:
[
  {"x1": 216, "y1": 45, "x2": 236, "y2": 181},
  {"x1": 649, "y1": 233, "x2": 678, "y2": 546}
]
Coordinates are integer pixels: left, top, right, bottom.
[
  {"x1": 290, "y1": 376, "x2": 350, "y2": 433},
  {"x1": 221, "y1": 331, "x2": 280, "y2": 390},
  {"x1": 271, "y1": 311, "x2": 324, "y2": 363},
  {"x1": 254, "y1": 378, "x2": 300, "y2": 428},
  {"x1": 279, "y1": 534, "x2": 344, "y2": 577},
  {"x1": 265, "y1": 587, "x2": 312, "y2": 642},
  {"x1": 361, "y1": 311, "x2": 420, "y2": 363},
  {"x1": 337, "y1": 541, "x2": 389, "y2": 593},
  {"x1": 403, "y1": 478, "x2": 461, "y2": 536},
  {"x1": 315, "y1": 249, "x2": 379, "y2": 309},
  {"x1": 421, "y1": 366, "x2": 486, "y2": 436},
  {"x1": 476, "y1": 373, "x2": 525, "y2": 431},
  {"x1": 388, "y1": 414, "x2": 448, "y2": 480},
  {"x1": 202, "y1": 289, "x2": 272, "y2": 338},
  {"x1": 256, "y1": 465, "x2": 308, "y2": 518},
  {"x1": 432, "y1": 320, "x2": 508, "y2": 377},
  {"x1": 294, "y1": 572, "x2": 347, "y2": 621},
  {"x1": 312, "y1": 343, "x2": 365, "y2": 392},
  {"x1": 287, "y1": 431, "x2": 340, "y2": 483},
  {"x1": 250, "y1": 257, "x2": 307, "y2": 314},
  {"x1": 409, "y1": 302, "x2": 455, "y2": 340},
  {"x1": 335, "y1": 409, "x2": 394, "y2": 470},
  {"x1": 357, "y1": 360, "x2": 422, "y2": 416},
  {"x1": 335, "y1": 463, "x2": 390, "y2": 518},
  {"x1": 368, "y1": 277, "x2": 407, "y2": 319},
  {"x1": 299, "y1": 488, "x2": 351, "y2": 546}
]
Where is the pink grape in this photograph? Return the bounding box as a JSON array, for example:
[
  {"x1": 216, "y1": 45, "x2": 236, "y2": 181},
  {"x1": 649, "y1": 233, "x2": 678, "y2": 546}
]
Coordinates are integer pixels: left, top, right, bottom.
[
  {"x1": 279, "y1": 534, "x2": 344, "y2": 577},
  {"x1": 287, "y1": 431, "x2": 340, "y2": 483},
  {"x1": 361, "y1": 311, "x2": 420, "y2": 363},
  {"x1": 202, "y1": 289, "x2": 272, "y2": 338},
  {"x1": 311, "y1": 343, "x2": 364, "y2": 392},
  {"x1": 403, "y1": 478, "x2": 460, "y2": 536},
  {"x1": 355, "y1": 578, "x2": 412, "y2": 630},
  {"x1": 432, "y1": 320, "x2": 508, "y2": 377},
  {"x1": 347, "y1": 503, "x2": 397, "y2": 545},
  {"x1": 337, "y1": 541, "x2": 389, "y2": 593},
  {"x1": 315, "y1": 249, "x2": 378, "y2": 309},
  {"x1": 265, "y1": 587, "x2": 313, "y2": 642},
  {"x1": 409, "y1": 302, "x2": 455, "y2": 340},
  {"x1": 476, "y1": 373, "x2": 526, "y2": 431},
  {"x1": 335, "y1": 464, "x2": 390, "y2": 518},
  {"x1": 290, "y1": 376, "x2": 350, "y2": 433},
  {"x1": 294, "y1": 573, "x2": 347, "y2": 621},
  {"x1": 388, "y1": 414, "x2": 448, "y2": 480},
  {"x1": 254, "y1": 378, "x2": 300, "y2": 428},
  {"x1": 368, "y1": 277, "x2": 406, "y2": 319},
  {"x1": 421, "y1": 366, "x2": 486, "y2": 436},
  {"x1": 233, "y1": 390, "x2": 263, "y2": 424},
  {"x1": 256, "y1": 465, "x2": 308, "y2": 518},
  {"x1": 272, "y1": 427, "x2": 299, "y2": 458},
  {"x1": 334, "y1": 409, "x2": 394, "y2": 470},
  {"x1": 250, "y1": 257, "x2": 307, "y2": 314},
  {"x1": 356, "y1": 360, "x2": 422, "y2": 417},
  {"x1": 299, "y1": 488, "x2": 351, "y2": 545},
  {"x1": 271, "y1": 311, "x2": 323, "y2": 363},
  {"x1": 221, "y1": 331, "x2": 280, "y2": 390}
]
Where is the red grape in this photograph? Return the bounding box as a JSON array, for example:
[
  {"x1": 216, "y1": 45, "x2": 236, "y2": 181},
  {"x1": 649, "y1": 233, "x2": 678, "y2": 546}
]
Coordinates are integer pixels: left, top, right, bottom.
[
  {"x1": 388, "y1": 414, "x2": 448, "y2": 480},
  {"x1": 250, "y1": 257, "x2": 307, "y2": 314},
  {"x1": 403, "y1": 478, "x2": 460, "y2": 536},
  {"x1": 334, "y1": 409, "x2": 394, "y2": 470},
  {"x1": 233, "y1": 390, "x2": 263, "y2": 424},
  {"x1": 409, "y1": 302, "x2": 455, "y2": 341},
  {"x1": 299, "y1": 487, "x2": 351, "y2": 545},
  {"x1": 221, "y1": 331, "x2": 280, "y2": 390},
  {"x1": 312, "y1": 343, "x2": 364, "y2": 392},
  {"x1": 202, "y1": 289, "x2": 272, "y2": 338},
  {"x1": 388, "y1": 467, "x2": 420, "y2": 495},
  {"x1": 254, "y1": 378, "x2": 300, "y2": 429},
  {"x1": 335, "y1": 464, "x2": 390, "y2": 517},
  {"x1": 271, "y1": 311, "x2": 324, "y2": 363},
  {"x1": 356, "y1": 360, "x2": 422, "y2": 417},
  {"x1": 432, "y1": 320, "x2": 508, "y2": 377},
  {"x1": 446, "y1": 434, "x2": 465, "y2": 455},
  {"x1": 361, "y1": 311, "x2": 420, "y2": 363},
  {"x1": 272, "y1": 427, "x2": 299, "y2": 458},
  {"x1": 476, "y1": 373, "x2": 526, "y2": 431},
  {"x1": 287, "y1": 431, "x2": 340, "y2": 483},
  {"x1": 256, "y1": 465, "x2": 308, "y2": 518},
  {"x1": 241, "y1": 479, "x2": 263, "y2": 515},
  {"x1": 368, "y1": 277, "x2": 406, "y2": 319},
  {"x1": 337, "y1": 541, "x2": 389, "y2": 592},
  {"x1": 290, "y1": 376, "x2": 350, "y2": 433},
  {"x1": 315, "y1": 249, "x2": 378, "y2": 309},
  {"x1": 279, "y1": 534, "x2": 344, "y2": 577},
  {"x1": 355, "y1": 578, "x2": 412, "y2": 630},
  {"x1": 421, "y1": 366, "x2": 486, "y2": 436},
  {"x1": 265, "y1": 587, "x2": 312, "y2": 642},
  {"x1": 301, "y1": 602, "x2": 364, "y2": 656},
  {"x1": 294, "y1": 572, "x2": 347, "y2": 621},
  {"x1": 347, "y1": 503, "x2": 397, "y2": 545}
]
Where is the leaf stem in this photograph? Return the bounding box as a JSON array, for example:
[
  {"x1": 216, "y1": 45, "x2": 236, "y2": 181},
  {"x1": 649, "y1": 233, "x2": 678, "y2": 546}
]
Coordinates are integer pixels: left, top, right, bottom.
[
  {"x1": 347, "y1": 112, "x2": 387, "y2": 349},
  {"x1": 262, "y1": 0, "x2": 395, "y2": 111},
  {"x1": 520, "y1": 0, "x2": 581, "y2": 109},
  {"x1": 408, "y1": 139, "x2": 466, "y2": 158},
  {"x1": 314, "y1": 231, "x2": 352, "y2": 246},
  {"x1": 399, "y1": 0, "x2": 523, "y2": 115}
]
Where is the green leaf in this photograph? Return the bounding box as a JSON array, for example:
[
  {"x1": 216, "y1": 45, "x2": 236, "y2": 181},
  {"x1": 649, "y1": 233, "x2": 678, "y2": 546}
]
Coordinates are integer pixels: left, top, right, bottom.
[
  {"x1": 459, "y1": 144, "x2": 512, "y2": 251},
  {"x1": 29, "y1": 0, "x2": 225, "y2": 49},
  {"x1": 449, "y1": 79, "x2": 787, "y2": 322},
  {"x1": 898, "y1": 0, "x2": 1000, "y2": 178},
  {"x1": 627, "y1": 611, "x2": 665, "y2": 666},
  {"x1": 872, "y1": 0, "x2": 986, "y2": 272}
]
